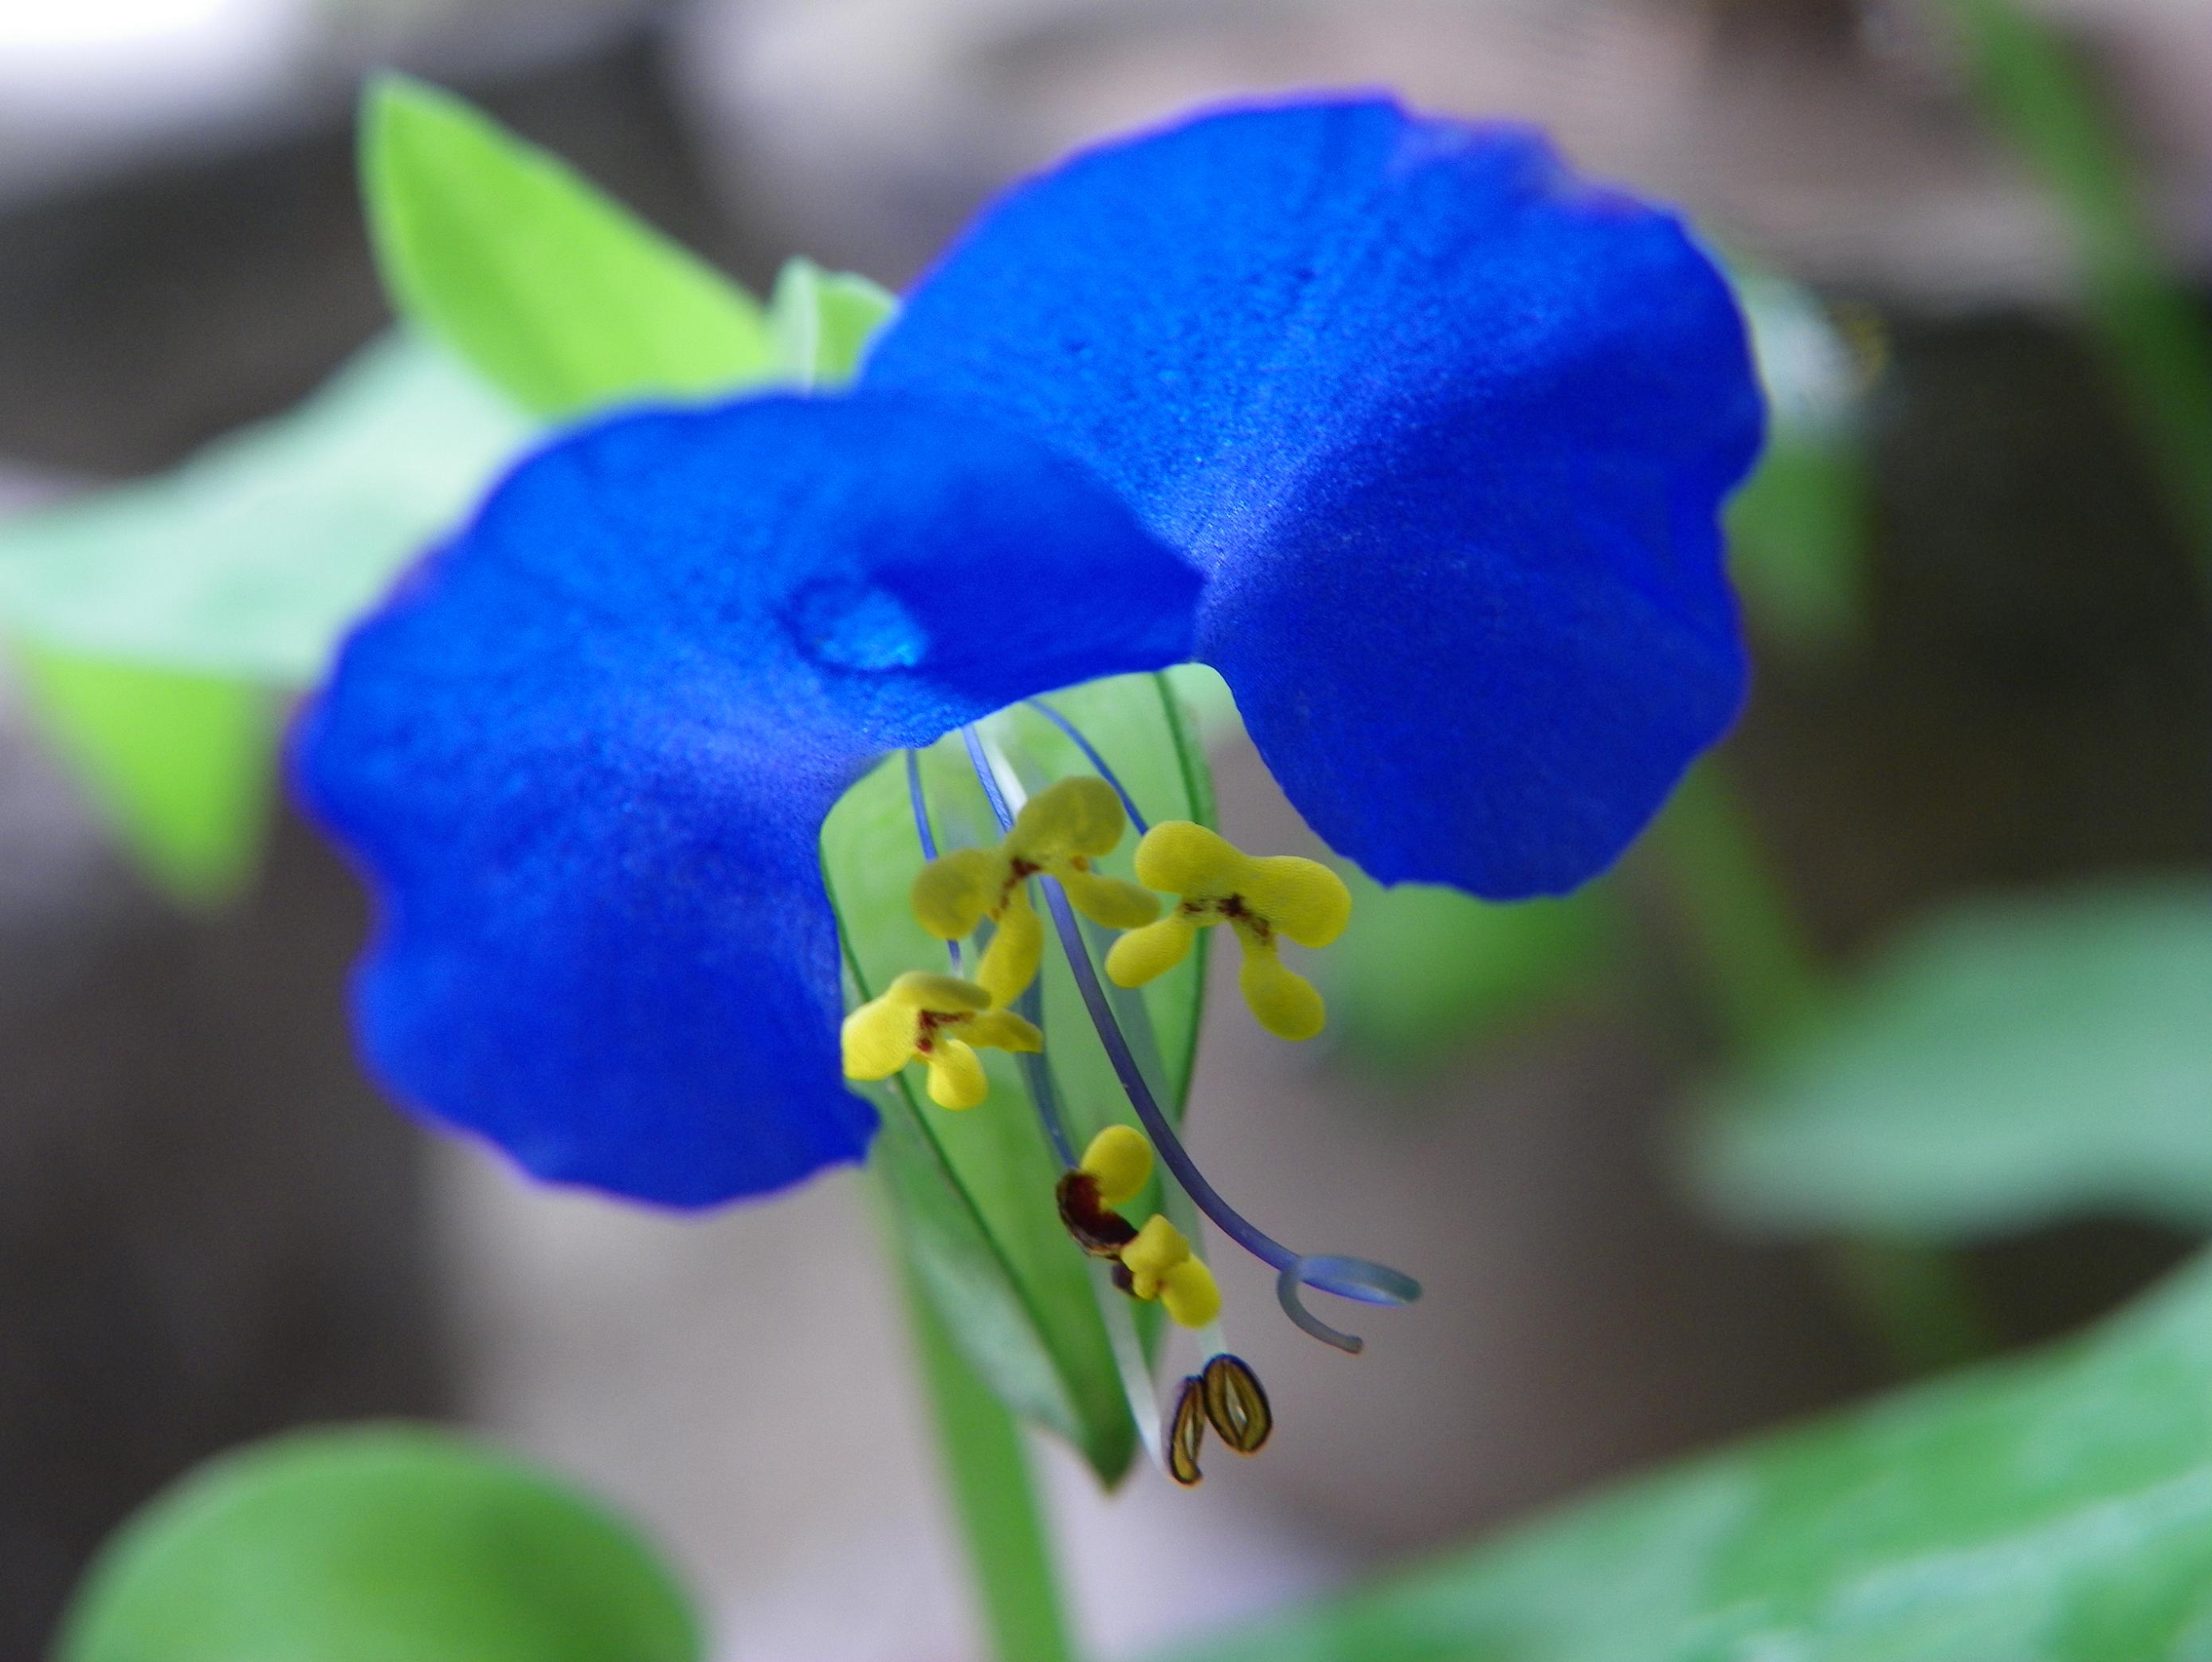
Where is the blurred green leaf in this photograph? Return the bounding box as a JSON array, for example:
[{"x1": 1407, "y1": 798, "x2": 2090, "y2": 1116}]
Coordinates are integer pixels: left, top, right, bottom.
[
  {"x1": 1321, "y1": 875, "x2": 1615, "y2": 1075},
  {"x1": 363, "y1": 76, "x2": 776, "y2": 417},
  {"x1": 0, "y1": 331, "x2": 530, "y2": 685},
  {"x1": 56, "y1": 1425, "x2": 701, "y2": 1662},
  {"x1": 824, "y1": 672, "x2": 1213, "y2": 1484},
  {"x1": 770, "y1": 257, "x2": 898, "y2": 387},
  {"x1": 1687, "y1": 880, "x2": 2212, "y2": 1236},
  {"x1": 9, "y1": 641, "x2": 273, "y2": 907},
  {"x1": 1170, "y1": 1247, "x2": 2212, "y2": 1661}
]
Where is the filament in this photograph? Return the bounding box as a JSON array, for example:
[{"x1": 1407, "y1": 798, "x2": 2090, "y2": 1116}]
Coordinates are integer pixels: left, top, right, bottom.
[
  {"x1": 959, "y1": 722, "x2": 1420, "y2": 1353},
  {"x1": 1022, "y1": 698, "x2": 1149, "y2": 834},
  {"x1": 904, "y1": 749, "x2": 960, "y2": 974}
]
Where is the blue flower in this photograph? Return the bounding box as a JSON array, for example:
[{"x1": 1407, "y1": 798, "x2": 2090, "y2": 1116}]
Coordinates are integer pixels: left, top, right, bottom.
[{"x1": 296, "y1": 96, "x2": 1762, "y2": 1212}]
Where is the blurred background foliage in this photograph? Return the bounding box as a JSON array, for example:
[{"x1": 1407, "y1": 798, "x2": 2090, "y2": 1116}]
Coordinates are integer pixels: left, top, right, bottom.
[{"x1": 1, "y1": 0, "x2": 2209, "y2": 1658}]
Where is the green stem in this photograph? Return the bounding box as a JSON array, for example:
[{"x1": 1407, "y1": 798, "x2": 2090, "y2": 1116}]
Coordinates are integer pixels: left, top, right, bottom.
[
  {"x1": 1945, "y1": 0, "x2": 2212, "y2": 598},
  {"x1": 1649, "y1": 762, "x2": 1826, "y2": 1051},
  {"x1": 887, "y1": 1226, "x2": 1082, "y2": 1662},
  {"x1": 1656, "y1": 763, "x2": 2002, "y2": 1370}
]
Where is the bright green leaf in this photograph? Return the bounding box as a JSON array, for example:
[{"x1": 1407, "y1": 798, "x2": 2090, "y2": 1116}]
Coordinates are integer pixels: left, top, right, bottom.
[
  {"x1": 56, "y1": 1425, "x2": 702, "y2": 1662},
  {"x1": 769, "y1": 257, "x2": 899, "y2": 388},
  {"x1": 823, "y1": 672, "x2": 1214, "y2": 1484},
  {"x1": 0, "y1": 331, "x2": 531, "y2": 685},
  {"x1": 1170, "y1": 1247, "x2": 2212, "y2": 1662},
  {"x1": 363, "y1": 75, "x2": 776, "y2": 417},
  {"x1": 1321, "y1": 876, "x2": 1616, "y2": 1076},
  {"x1": 9, "y1": 641, "x2": 273, "y2": 907},
  {"x1": 1687, "y1": 880, "x2": 2212, "y2": 1237}
]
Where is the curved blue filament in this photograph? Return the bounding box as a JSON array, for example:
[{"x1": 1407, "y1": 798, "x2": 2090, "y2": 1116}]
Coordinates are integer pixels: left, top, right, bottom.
[
  {"x1": 1013, "y1": 979, "x2": 1078, "y2": 1169},
  {"x1": 1022, "y1": 699, "x2": 1149, "y2": 834},
  {"x1": 904, "y1": 749, "x2": 960, "y2": 974},
  {"x1": 959, "y1": 722, "x2": 1421, "y2": 1353}
]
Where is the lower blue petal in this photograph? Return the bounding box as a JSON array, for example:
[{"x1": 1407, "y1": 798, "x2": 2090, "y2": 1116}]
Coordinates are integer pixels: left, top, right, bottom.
[
  {"x1": 294, "y1": 393, "x2": 1200, "y2": 1206},
  {"x1": 868, "y1": 98, "x2": 1763, "y2": 895}
]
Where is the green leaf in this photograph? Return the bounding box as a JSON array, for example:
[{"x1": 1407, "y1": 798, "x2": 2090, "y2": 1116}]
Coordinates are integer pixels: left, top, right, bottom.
[
  {"x1": 8, "y1": 641, "x2": 273, "y2": 907},
  {"x1": 769, "y1": 257, "x2": 899, "y2": 388},
  {"x1": 1168, "y1": 1248, "x2": 2212, "y2": 1662},
  {"x1": 1321, "y1": 876, "x2": 1616, "y2": 1075},
  {"x1": 0, "y1": 331, "x2": 531, "y2": 684},
  {"x1": 822, "y1": 673, "x2": 1214, "y2": 1484},
  {"x1": 56, "y1": 1425, "x2": 702, "y2": 1662},
  {"x1": 363, "y1": 75, "x2": 776, "y2": 417},
  {"x1": 1686, "y1": 880, "x2": 2212, "y2": 1237}
]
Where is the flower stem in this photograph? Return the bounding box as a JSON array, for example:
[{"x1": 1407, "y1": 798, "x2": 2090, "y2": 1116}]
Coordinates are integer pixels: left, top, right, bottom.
[
  {"x1": 881, "y1": 1202, "x2": 1082, "y2": 1662},
  {"x1": 1653, "y1": 762, "x2": 2000, "y2": 1371},
  {"x1": 1649, "y1": 762, "x2": 1824, "y2": 1052}
]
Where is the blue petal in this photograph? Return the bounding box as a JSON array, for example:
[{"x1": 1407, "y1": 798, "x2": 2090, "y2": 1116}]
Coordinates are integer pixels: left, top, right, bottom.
[
  {"x1": 294, "y1": 393, "x2": 1200, "y2": 1207},
  {"x1": 868, "y1": 97, "x2": 1763, "y2": 895}
]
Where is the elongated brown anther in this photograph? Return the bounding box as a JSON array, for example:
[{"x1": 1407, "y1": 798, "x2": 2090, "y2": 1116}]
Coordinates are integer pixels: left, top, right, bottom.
[
  {"x1": 1201, "y1": 1354, "x2": 1273, "y2": 1454},
  {"x1": 1167, "y1": 1374, "x2": 1207, "y2": 1487}
]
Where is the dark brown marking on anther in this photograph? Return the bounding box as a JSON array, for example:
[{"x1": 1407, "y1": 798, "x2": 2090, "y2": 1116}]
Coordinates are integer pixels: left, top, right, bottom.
[
  {"x1": 1201, "y1": 1354, "x2": 1273, "y2": 1454},
  {"x1": 995, "y1": 858, "x2": 1041, "y2": 912},
  {"x1": 1216, "y1": 893, "x2": 1271, "y2": 941},
  {"x1": 1057, "y1": 1170, "x2": 1139, "y2": 1258},
  {"x1": 1168, "y1": 1376, "x2": 1207, "y2": 1487}
]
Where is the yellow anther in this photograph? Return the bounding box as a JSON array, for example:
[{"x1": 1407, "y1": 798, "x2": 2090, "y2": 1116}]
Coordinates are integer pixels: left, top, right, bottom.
[
  {"x1": 840, "y1": 970, "x2": 1041, "y2": 1111},
  {"x1": 1104, "y1": 821, "x2": 1351, "y2": 1041},
  {"x1": 1160, "y1": 1258, "x2": 1222, "y2": 1329},
  {"x1": 910, "y1": 776, "x2": 1159, "y2": 1005},
  {"x1": 1119, "y1": 1215, "x2": 1222, "y2": 1328},
  {"x1": 1079, "y1": 1124, "x2": 1154, "y2": 1209}
]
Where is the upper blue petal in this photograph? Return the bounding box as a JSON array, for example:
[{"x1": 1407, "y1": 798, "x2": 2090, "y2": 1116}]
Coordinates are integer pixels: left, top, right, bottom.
[
  {"x1": 867, "y1": 97, "x2": 1764, "y2": 895},
  {"x1": 294, "y1": 392, "x2": 1200, "y2": 1207}
]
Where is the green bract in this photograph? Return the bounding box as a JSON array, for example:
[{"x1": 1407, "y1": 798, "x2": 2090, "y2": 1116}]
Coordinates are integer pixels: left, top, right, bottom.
[
  {"x1": 1172, "y1": 1247, "x2": 2212, "y2": 1661},
  {"x1": 771, "y1": 257, "x2": 898, "y2": 387},
  {"x1": 825, "y1": 678, "x2": 1216, "y2": 1485},
  {"x1": 55, "y1": 1427, "x2": 701, "y2": 1662},
  {"x1": 1688, "y1": 880, "x2": 2212, "y2": 1236}
]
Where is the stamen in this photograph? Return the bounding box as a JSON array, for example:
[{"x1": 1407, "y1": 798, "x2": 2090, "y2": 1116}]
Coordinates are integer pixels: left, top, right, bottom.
[
  {"x1": 1011, "y1": 981, "x2": 1077, "y2": 1169},
  {"x1": 1201, "y1": 1354, "x2": 1273, "y2": 1453},
  {"x1": 1167, "y1": 1374, "x2": 1208, "y2": 1487},
  {"x1": 960, "y1": 723, "x2": 1421, "y2": 1354},
  {"x1": 1022, "y1": 698, "x2": 1149, "y2": 834},
  {"x1": 903, "y1": 749, "x2": 959, "y2": 974}
]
